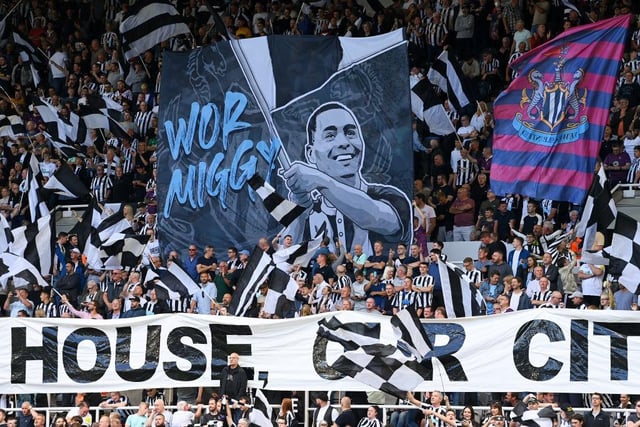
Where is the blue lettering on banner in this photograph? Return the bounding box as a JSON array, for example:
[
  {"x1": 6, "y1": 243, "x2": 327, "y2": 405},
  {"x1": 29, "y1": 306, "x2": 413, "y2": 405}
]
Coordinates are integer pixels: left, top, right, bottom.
[{"x1": 162, "y1": 91, "x2": 280, "y2": 217}]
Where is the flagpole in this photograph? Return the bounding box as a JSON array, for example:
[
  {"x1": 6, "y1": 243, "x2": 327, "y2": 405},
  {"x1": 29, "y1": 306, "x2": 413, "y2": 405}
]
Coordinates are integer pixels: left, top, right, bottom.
[{"x1": 3, "y1": 0, "x2": 26, "y2": 22}]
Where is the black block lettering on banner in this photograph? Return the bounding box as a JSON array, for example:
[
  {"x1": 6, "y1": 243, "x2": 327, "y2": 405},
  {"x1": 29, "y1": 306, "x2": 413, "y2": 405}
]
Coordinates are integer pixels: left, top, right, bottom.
[
  {"x1": 570, "y1": 319, "x2": 588, "y2": 382},
  {"x1": 593, "y1": 322, "x2": 640, "y2": 381},
  {"x1": 513, "y1": 320, "x2": 564, "y2": 381},
  {"x1": 209, "y1": 324, "x2": 253, "y2": 381},
  {"x1": 164, "y1": 327, "x2": 206, "y2": 381},
  {"x1": 11, "y1": 326, "x2": 58, "y2": 384},
  {"x1": 425, "y1": 323, "x2": 467, "y2": 381},
  {"x1": 63, "y1": 328, "x2": 111, "y2": 383},
  {"x1": 115, "y1": 326, "x2": 162, "y2": 382}
]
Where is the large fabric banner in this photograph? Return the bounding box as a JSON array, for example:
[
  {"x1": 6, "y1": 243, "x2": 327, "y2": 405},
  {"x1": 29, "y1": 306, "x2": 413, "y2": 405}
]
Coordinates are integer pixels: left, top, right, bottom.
[
  {"x1": 2, "y1": 310, "x2": 639, "y2": 393},
  {"x1": 157, "y1": 31, "x2": 413, "y2": 257},
  {"x1": 491, "y1": 15, "x2": 630, "y2": 205}
]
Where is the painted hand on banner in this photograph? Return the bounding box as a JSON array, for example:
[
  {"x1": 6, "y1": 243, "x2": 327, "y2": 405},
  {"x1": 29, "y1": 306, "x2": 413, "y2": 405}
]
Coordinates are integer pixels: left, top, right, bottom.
[{"x1": 280, "y1": 161, "x2": 328, "y2": 208}]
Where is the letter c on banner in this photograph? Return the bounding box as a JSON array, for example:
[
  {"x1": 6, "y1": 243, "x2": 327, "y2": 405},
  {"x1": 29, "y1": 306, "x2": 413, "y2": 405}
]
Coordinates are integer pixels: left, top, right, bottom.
[
  {"x1": 63, "y1": 328, "x2": 111, "y2": 383},
  {"x1": 513, "y1": 319, "x2": 564, "y2": 381},
  {"x1": 312, "y1": 335, "x2": 346, "y2": 380}
]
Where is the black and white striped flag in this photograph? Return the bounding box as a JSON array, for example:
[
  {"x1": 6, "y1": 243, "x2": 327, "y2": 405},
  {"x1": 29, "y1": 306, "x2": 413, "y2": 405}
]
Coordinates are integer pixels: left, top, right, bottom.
[
  {"x1": 11, "y1": 32, "x2": 47, "y2": 64},
  {"x1": 427, "y1": 50, "x2": 475, "y2": 112},
  {"x1": 272, "y1": 236, "x2": 322, "y2": 269},
  {"x1": 229, "y1": 246, "x2": 274, "y2": 317},
  {"x1": 10, "y1": 213, "x2": 53, "y2": 277},
  {"x1": 575, "y1": 167, "x2": 616, "y2": 251},
  {"x1": 159, "y1": 261, "x2": 201, "y2": 297},
  {"x1": 43, "y1": 164, "x2": 90, "y2": 199},
  {"x1": 605, "y1": 212, "x2": 640, "y2": 294},
  {"x1": 316, "y1": 307, "x2": 435, "y2": 399},
  {"x1": 248, "y1": 174, "x2": 305, "y2": 227},
  {"x1": 410, "y1": 78, "x2": 456, "y2": 136},
  {"x1": 99, "y1": 233, "x2": 150, "y2": 270},
  {"x1": 34, "y1": 98, "x2": 67, "y2": 143},
  {"x1": 248, "y1": 389, "x2": 273, "y2": 427},
  {"x1": 24, "y1": 153, "x2": 48, "y2": 223},
  {"x1": 119, "y1": 0, "x2": 191, "y2": 61},
  {"x1": 0, "y1": 214, "x2": 12, "y2": 253},
  {"x1": 0, "y1": 252, "x2": 49, "y2": 289},
  {"x1": 0, "y1": 114, "x2": 26, "y2": 137},
  {"x1": 80, "y1": 95, "x2": 130, "y2": 140},
  {"x1": 438, "y1": 260, "x2": 485, "y2": 318}
]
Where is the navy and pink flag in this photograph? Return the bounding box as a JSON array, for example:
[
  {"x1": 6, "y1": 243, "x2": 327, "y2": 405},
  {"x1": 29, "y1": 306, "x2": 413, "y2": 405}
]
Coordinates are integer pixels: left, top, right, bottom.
[{"x1": 491, "y1": 15, "x2": 631, "y2": 205}]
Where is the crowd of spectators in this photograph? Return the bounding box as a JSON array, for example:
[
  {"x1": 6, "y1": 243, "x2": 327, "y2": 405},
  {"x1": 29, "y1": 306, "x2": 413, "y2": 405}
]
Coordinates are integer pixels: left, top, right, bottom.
[{"x1": 0, "y1": 0, "x2": 639, "y2": 425}]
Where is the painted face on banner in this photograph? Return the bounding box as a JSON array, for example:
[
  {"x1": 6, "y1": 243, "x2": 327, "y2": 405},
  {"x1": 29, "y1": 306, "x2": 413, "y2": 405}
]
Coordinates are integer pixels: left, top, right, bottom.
[{"x1": 307, "y1": 107, "x2": 363, "y2": 181}]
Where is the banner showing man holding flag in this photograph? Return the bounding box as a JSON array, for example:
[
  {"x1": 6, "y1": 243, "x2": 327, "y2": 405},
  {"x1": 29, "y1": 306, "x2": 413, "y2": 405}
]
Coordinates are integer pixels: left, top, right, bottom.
[{"x1": 491, "y1": 15, "x2": 631, "y2": 205}]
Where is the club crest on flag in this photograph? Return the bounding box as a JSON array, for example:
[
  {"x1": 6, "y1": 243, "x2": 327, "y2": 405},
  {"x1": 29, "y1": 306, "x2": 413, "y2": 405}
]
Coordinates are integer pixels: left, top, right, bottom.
[{"x1": 514, "y1": 48, "x2": 588, "y2": 146}]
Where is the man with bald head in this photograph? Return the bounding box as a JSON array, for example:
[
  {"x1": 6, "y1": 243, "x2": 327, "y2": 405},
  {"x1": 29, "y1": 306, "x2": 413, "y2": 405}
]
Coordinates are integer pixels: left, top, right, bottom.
[{"x1": 220, "y1": 353, "x2": 247, "y2": 401}]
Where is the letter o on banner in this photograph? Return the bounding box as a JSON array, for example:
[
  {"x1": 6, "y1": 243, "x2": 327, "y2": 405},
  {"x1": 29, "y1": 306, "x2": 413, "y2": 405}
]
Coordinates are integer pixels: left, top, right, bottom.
[{"x1": 63, "y1": 328, "x2": 111, "y2": 383}]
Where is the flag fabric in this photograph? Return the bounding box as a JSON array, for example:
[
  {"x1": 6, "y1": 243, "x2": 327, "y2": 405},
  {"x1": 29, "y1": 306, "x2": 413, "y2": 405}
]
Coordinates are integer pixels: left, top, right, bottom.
[
  {"x1": 606, "y1": 212, "x2": 640, "y2": 294},
  {"x1": 229, "y1": 246, "x2": 273, "y2": 317},
  {"x1": 491, "y1": 15, "x2": 631, "y2": 205},
  {"x1": 25, "y1": 153, "x2": 48, "y2": 223},
  {"x1": 248, "y1": 389, "x2": 273, "y2": 427},
  {"x1": 0, "y1": 253, "x2": 49, "y2": 289},
  {"x1": 79, "y1": 95, "x2": 130, "y2": 140},
  {"x1": 438, "y1": 260, "x2": 485, "y2": 318},
  {"x1": 0, "y1": 214, "x2": 12, "y2": 253},
  {"x1": 141, "y1": 267, "x2": 180, "y2": 301},
  {"x1": 0, "y1": 114, "x2": 26, "y2": 137},
  {"x1": 575, "y1": 167, "x2": 616, "y2": 251},
  {"x1": 43, "y1": 164, "x2": 90, "y2": 199},
  {"x1": 34, "y1": 98, "x2": 67, "y2": 143},
  {"x1": 316, "y1": 307, "x2": 434, "y2": 399},
  {"x1": 262, "y1": 267, "x2": 299, "y2": 314},
  {"x1": 271, "y1": 236, "x2": 322, "y2": 269},
  {"x1": 248, "y1": 174, "x2": 305, "y2": 227},
  {"x1": 49, "y1": 138, "x2": 85, "y2": 159},
  {"x1": 427, "y1": 50, "x2": 474, "y2": 112},
  {"x1": 10, "y1": 214, "x2": 53, "y2": 276},
  {"x1": 119, "y1": 0, "x2": 191, "y2": 61},
  {"x1": 99, "y1": 233, "x2": 150, "y2": 270},
  {"x1": 11, "y1": 32, "x2": 47, "y2": 64},
  {"x1": 68, "y1": 197, "x2": 104, "y2": 253},
  {"x1": 158, "y1": 261, "x2": 201, "y2": 297},
  {"x1": 410, "y1": 78, "x2": 456, "y2": 136}
]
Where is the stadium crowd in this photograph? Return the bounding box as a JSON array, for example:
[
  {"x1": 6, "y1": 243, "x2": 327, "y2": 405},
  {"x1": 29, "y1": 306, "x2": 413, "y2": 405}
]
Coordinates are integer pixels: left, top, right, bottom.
[{"x1": 0, "y1": 0, "x2": 639, "y2": 426}]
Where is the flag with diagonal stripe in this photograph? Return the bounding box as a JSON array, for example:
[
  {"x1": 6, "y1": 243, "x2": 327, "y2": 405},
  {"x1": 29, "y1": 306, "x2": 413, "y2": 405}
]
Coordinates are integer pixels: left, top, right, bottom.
[
  {"x1": 272, "y1": 236, "x2": 322, "y2": 269},
  {"x1": 427, "y1": 50, "x2": 475, "y2": 112},
  {"x1": 10, "y1": 213, "x2": 53, "y2": 276},
  {"x1": 438, "y1": 260, "x2": 485, "y2": 318},
  {"x1": 43, "y1": 164, "x2": 90, "y2": 199},
  {"x1": 0, "y1": 253, "x2": 49, "y2": 289},
  {"x1": 410, "y1": 78, "x2": 455, "y2": 136},
  {"x1": 248, "y1": 174, "x2": 305, "y2": 227},
  {"x1": 229, "y1": 246, "x2": 274, "y2": 317},
  {"x1": 119, "y1": 0, "x2": 191, "y2": 61},
  {"x1": 248, "y1": 389, "x2": 273, "y2": 427},
  {"x1": 575, "y1": 167, "x2": 616, "y2": 251},
  {"x1": 24, "y1": 153, "x2": 48, "y2": 223}
]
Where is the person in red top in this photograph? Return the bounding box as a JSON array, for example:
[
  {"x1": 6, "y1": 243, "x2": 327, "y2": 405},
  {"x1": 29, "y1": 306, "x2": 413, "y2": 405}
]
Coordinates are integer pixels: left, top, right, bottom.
[{"x1": 449, "y1": 185, "x2": 476, "y2": 241}]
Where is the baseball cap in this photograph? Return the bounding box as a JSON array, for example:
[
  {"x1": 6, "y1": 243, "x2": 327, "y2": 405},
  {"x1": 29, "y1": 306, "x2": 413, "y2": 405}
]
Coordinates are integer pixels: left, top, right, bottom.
[
  {"x1": 129, "y1": 296, "x2": 140, "y2": 302},
  {"x1": 569, "y1": 291, "x2": 584, "y2": 299},
  {"x1": 239, "y1": 249, "x2": 250, "y2": 256}
]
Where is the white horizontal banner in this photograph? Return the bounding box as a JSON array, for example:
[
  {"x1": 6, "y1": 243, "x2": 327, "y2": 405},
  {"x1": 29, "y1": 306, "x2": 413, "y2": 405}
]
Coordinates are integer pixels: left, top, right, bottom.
[{"x1": 1, "y1": 310, "x2": 639, "y2": 393}]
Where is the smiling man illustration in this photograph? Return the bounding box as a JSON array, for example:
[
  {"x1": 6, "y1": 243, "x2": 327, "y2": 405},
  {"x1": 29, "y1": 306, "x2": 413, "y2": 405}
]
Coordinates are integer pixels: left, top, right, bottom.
[{"x1": 281, "y1": 102, "x2": 411, "y2": 254}]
